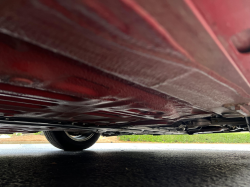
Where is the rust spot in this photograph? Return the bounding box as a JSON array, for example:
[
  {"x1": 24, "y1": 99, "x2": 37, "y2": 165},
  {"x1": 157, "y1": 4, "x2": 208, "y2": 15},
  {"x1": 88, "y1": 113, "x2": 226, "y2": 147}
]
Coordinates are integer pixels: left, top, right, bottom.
[{"x1": 10, "y1": 77, "x2": 33, "y2": 85}]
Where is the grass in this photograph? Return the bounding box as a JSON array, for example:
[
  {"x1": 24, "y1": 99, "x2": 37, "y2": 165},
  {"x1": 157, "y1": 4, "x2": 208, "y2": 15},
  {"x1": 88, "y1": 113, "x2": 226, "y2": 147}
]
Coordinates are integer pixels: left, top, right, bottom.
[{"x1": 118, "y1": 132, "x2": 250, "y2": 143}]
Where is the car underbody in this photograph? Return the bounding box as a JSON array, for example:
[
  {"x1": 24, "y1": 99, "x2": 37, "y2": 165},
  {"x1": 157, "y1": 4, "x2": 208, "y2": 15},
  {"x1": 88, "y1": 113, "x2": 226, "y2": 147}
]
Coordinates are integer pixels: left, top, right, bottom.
[{"x1": 0, "y1": 0, "x2": 250, "y2": 138}]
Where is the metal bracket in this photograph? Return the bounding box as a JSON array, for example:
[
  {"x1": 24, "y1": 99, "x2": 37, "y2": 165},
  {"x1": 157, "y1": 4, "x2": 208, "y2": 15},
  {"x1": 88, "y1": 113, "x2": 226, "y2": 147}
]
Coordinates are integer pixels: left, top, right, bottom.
[{"x1": 246, "y1": 117, "x2": 250, "y2": 133}]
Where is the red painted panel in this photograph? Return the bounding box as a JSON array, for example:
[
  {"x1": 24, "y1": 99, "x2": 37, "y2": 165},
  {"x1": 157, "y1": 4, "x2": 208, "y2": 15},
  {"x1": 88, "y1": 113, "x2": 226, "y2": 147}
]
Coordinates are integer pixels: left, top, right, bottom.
[
  {"x1": 189, "y1": 0, "x2": 250, "y2": 87},
  {"x1": 0, "y1": 0, "x2": 248, "y2": 126}
]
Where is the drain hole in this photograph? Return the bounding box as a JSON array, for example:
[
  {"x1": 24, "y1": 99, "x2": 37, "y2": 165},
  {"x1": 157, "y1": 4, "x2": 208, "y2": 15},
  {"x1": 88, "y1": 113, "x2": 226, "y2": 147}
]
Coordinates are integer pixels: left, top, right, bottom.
[{"x1": 231, "y1": 29, "x2": 250, "y2": 53}]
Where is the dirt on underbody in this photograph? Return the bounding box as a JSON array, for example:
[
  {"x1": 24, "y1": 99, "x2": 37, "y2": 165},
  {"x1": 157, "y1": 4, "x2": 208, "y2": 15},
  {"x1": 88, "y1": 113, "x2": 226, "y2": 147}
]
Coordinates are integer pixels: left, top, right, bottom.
[{"x1": 0, "y1": 134, "x2": 122, "y2": 144}]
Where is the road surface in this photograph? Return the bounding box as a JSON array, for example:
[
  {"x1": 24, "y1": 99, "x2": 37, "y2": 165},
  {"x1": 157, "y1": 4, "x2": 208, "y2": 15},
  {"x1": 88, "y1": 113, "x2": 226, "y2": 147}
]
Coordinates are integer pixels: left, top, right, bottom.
[{"x1": 1, "y1": 143, "x2": 250, "y2": 187}]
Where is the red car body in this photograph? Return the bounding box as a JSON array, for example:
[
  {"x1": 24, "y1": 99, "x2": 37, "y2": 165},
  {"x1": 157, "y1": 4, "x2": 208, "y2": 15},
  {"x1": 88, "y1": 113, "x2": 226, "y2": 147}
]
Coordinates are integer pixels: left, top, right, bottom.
[{"x1": 0, "y1": 0, "x2": 249, "y2": 136}]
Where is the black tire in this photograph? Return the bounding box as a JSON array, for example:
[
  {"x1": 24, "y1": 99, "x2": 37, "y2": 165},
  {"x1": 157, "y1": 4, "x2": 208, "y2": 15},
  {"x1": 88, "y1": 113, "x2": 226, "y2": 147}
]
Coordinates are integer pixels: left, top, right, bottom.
[{"x1": 44, "y1": 131, "x2": 100, "y2": 151}]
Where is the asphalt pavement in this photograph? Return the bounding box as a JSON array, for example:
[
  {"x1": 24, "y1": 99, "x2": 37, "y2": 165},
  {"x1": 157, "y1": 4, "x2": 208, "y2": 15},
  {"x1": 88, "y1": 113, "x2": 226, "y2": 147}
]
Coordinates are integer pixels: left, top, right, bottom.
[{"x1": 1, "y1": 143, "x2": 250, "y2": 187}]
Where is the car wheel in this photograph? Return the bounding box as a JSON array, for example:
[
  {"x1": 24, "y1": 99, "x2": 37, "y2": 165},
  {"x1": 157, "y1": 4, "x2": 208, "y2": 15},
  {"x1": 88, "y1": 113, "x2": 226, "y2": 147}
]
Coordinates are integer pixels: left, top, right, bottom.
[{"x1": 44, "y1": 131, "x2": 100, "y2": 151}]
